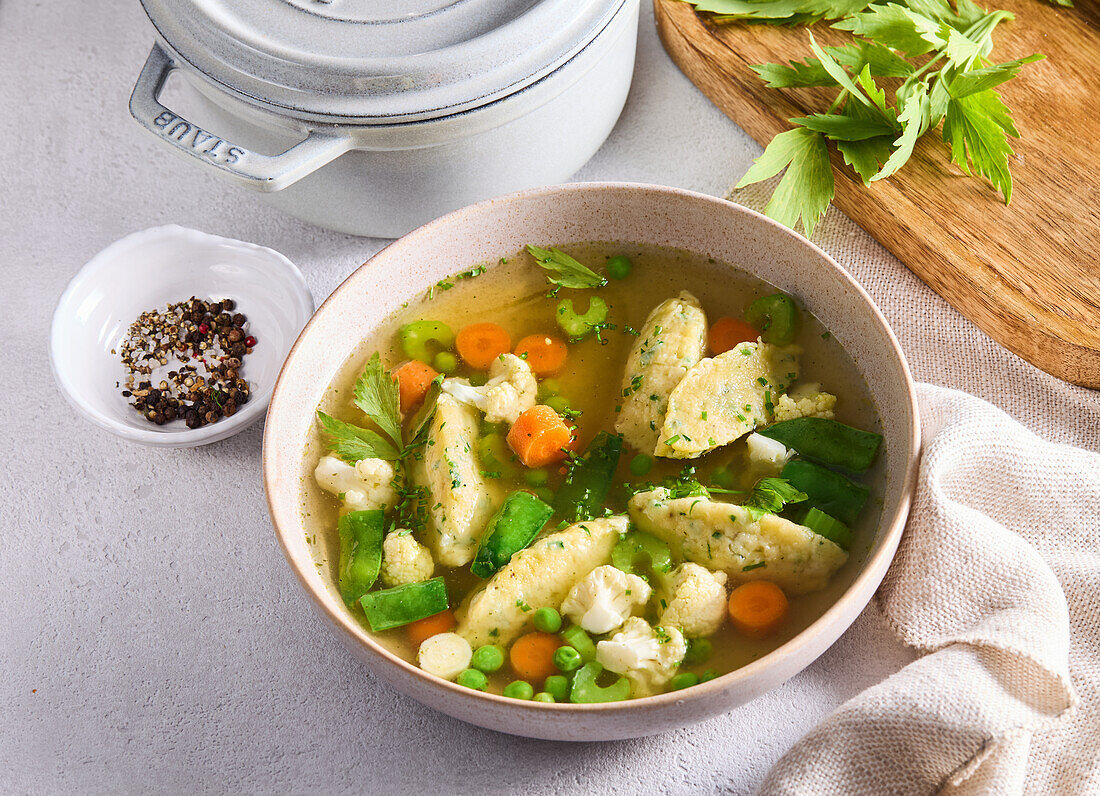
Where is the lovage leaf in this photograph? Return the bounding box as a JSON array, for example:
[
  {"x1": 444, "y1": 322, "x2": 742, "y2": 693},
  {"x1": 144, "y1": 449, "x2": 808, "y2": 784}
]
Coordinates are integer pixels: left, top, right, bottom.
[
  {"x1": 833, "y1": 3, "x2": 944, "y2": 56},
  {"x1": 525, "y1": 245, "x2": 607, "y2": 290},
  {"x1": 353, "y1": 352, "x2": 403, "y2": 448},
  {"x1": 318, "y1": 411, "x2": 401, "y2": 464},
  {"x1": 942, "y1": 88, "x2": 1019, "y2": 201},
  {"x1": 948, "y1": 54, "x2": 1045, "y2": 97},
  {"x1": 790, "y1": 112, "x2": 899, "y2": 140},
  {"x1": 872, "y1": 80, "x2": 931, "y2": 182},
  {"x1": 737, "y1": 127, "x2": 835, "y2": 238}
]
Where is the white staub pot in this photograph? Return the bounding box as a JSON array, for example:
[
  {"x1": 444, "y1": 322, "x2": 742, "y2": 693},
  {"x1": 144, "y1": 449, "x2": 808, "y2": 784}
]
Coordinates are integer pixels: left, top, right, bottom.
[{"x1": 130, "y1": 0, "x2": 640, "y2": 237}]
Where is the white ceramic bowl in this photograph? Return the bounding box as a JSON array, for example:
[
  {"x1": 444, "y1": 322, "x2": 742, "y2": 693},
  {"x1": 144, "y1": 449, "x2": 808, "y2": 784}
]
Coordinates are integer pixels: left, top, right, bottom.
[
  {"x1": 263, "y1": 183, "x2": 920, "y2": 740},
  {"x1": 51, "y1": 225, "x2": 314, "y2": 448}
]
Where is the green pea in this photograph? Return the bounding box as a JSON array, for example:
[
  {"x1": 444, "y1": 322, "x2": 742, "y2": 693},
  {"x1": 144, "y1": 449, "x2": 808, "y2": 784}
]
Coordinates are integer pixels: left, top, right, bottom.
[
  {"x1": 400, "y1": 320, "x2": 454, "y2": 363},
  {"x1": 538, "y1": 378, "x2": 562, "y2": 398},
  {"x1": 553, "y1": 646, "x2": 583, "y2": 672},
  {"x1": 544, "y1": 395, "x2": 571, "y2": 415},
  {"x1": 433, "y1": 351, "x2": 459, "y2": 374},
  {"x1": 469, "y1": 372, "x2": 488, "y2": 387},
  {"x1": 629, "y1": 454, "x2": 654, "y2": 477},
  {"x1": 532, "y1": 606, "x2": 562, "y2": 633},
  {"x1": 670, "y1": 672, "x2": 699, "y2": 691},
  {"x1": 543, "y1": 675, "x2": 570, "y2": 702},
  {"x1": 456, "y1": 668, "x2": 488, "y2": 690},
  {"x1": 683, "y1": 637, "x2": 713, "y2": 665},
  {"x1": 524, "y1": 469, "x2": 550, "y2": 487},
  {"x1": 700, "y1": 669, "x2": 718, "y2": 683},
  {"x1": 711, "y1": 466, "x2": 736, "y2": 490},
  {"x1": 503, "y1": 680, "x2": 535, "y2": 700},
  {"x1": 478, "y1": 432, "x2": 519, "y2": 478},
  {"x1": 606, "y1": 255, "x2": 633, "y2": 280},
  {"x1": 533, "y1": 692, "x2": 556, "y2": 703},
  {"x1": 470, "y1": 644, "x2": 505, "y2": 673}
]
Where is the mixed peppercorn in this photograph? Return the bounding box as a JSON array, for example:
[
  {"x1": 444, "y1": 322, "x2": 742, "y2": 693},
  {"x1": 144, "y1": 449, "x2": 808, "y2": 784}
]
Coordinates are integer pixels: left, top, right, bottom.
[{"x1": 116, "y1": 297, "x2": 255, "y2": 428}]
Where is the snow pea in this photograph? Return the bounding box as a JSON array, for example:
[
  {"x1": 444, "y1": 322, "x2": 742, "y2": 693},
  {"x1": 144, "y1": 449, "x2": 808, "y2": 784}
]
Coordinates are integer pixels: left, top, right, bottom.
[
  {"x1": 359, "y1": 577, "x2": 449, "y2": 631},
  {"x1": 470, "y1": 491, "x2": 554, "y2": 578},
  {"x1": 400, "y1": 320, "x2": 454, "y2": 363},
  {"x1": 612, "y1": 531, "x2": 673, "y2": 576},
  {"x1": 745, "y1": 293, "x2": 799, "y2": 345},
  {"x1": 337, "y1": 509, "x2": 386, "y2": 607},
  {"x1": 759, "y1": 417, "x2": 882, "y2": 472},
  {"x1": 556, "y1": 296, "x2": 609, "y2": 341},
  {"x1": 569, "y1": 662, "x2": 631, "y2": 703},
  {"x1": 553, "y1": 431, "x2": 623, "y2": 522},
  {"x1": 780, "y1": 460, "x2": 869, "y2": 526}
]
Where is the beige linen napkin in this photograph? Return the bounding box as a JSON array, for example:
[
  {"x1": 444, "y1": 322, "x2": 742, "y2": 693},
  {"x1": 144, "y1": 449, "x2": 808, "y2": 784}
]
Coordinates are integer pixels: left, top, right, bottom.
[{"x1": 759, "y1": 383, "x2": 1096, "y2": 794}]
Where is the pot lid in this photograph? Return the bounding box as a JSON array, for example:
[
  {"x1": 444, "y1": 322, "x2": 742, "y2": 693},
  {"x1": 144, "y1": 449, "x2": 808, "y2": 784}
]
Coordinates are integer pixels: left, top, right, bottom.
[{"x1": 140, "y1": 0, "x2": 626, "y2": 122}]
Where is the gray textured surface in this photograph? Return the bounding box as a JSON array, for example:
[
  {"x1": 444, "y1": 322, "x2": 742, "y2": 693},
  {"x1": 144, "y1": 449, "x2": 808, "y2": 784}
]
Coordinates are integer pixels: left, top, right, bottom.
[{"x1": 4, "y1": 0, "x2": 1096, "y2": 793}]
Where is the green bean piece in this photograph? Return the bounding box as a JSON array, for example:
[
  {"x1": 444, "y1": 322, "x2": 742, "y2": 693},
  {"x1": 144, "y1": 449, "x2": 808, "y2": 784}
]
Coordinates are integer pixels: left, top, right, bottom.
[
  {"x1": 629, "y1": 454, "x2": 654, "y2": 477},
  {"x1": 543, "y1": 675, "x2": 570, "y2": 702},
  {"x1": 744, "y1": 293, "x2": 800, "y2": 345},
  {"x1": 781, "y1": 460, "x2": 870, "y2": 526},
  {"x1": 544, "y1": 395, "x2": 572, "y2": 415},
  {"x1": 612, "y1": 531, "x2": 673, "y2": 576},
  {"x1": 477, "y1": 432, "x2": 519, "y2": 478},
  {"x1": 606, "y1": 255, "x2": 633, "y2": 280},
  {"x1": 533, "y1": 692, "x2": 556, "y2": 703},
  {"x1": 533, "y1": 607, "x2": 562, "y2": 634},
  {"x1": 359, "y1": 578, "x2": 449, "y2": 632},
  {"x1": 559, "y1": 625, "x2": 596, "y2": 662},
  {"x1": 553, "y1": 431, "x2": 624, "y2": 522},
  {"x1": 683, "y1": 637, "x2": 713, "y2": 665},
  {"x1": 553, "y1": 646, "x2": 583, "y2": 672},
  {"x1": 337, "y1": 510, "x2": 386, "y2": 607},
  {"x1": 801, "y1": 507, "x2": 852, "y2": 550},
  {"x1": 569, "y1": 662, "x2": 631, "y2": 703},
  {"x1": 400, "y1": 320, "x2": 455, "y2": 363},
  {"x1": 670, "y1": 672, "x2": 699, "y2": 691},
  {"x1": 432, "y1": 351, "x2": 459, "y2": 374},
  {"x1": 556, "y1": 296, "x2": 609, "y2": 341},
  {"x1": 758, "y1": 417, "x2": 883, "y2": 473},
  {"x1": 470, "y1": 491, "x2": 554, "y2": 579},
  {"x1": 503, "y1": 680, "x2": 535, "y2": 700},
  {"x1": 471, "y1": 644, "x2": 506, "y2": 673},
  {"x1": 456, "y1": 668, "x2": 489, "y2": 691},
  {"x1": 700, "y1": 669, "x2": 718, "y2": 683}
]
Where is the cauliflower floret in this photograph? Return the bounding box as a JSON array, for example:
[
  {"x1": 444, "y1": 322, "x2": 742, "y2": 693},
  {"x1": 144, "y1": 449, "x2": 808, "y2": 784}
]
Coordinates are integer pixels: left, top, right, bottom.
[
  {"x1": 314, "y1": 454, "x2": 397, "y2": 512},
  {"x1": 380, "y1": 531, "x2": 434, "y2": 587},
  {"x1": 561, "y1": 565, "x2": 653, "y2": 635},
  {"x1": 773, "y1": 382, "x2": 837, "y2": 421},
  {"x1": 417, "y1": 632, "x2": 472, "y2": 680},
  {"x1": 658, "y1": 563, "x2": 728, "y2": 638},
  {"x1": 745, "y1": 432, "x2": 794, "y2": 476},
  {"x1": 441, "y1": 353, "x2": 537, "y2": 424},
  {"x1": 596, "y1": 617, "x2": 687, "y2": 697}
]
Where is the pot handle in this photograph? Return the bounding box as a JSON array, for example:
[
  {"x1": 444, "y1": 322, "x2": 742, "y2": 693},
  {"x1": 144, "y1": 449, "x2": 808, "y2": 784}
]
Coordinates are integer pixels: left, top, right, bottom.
[{"x1": 129, "y1": 43, "x2": 353, "y2": 192}]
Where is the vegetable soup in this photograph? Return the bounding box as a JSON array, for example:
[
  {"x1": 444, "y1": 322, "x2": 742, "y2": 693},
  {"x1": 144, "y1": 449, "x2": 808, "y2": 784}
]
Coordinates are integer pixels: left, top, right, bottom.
[{"x1": 305, "y1": 243, "x2": 884, "y2": 703}]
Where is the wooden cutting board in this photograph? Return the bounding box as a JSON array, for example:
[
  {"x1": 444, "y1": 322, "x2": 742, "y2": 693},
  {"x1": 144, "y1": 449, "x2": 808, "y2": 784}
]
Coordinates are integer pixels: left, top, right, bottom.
[{"x1": 654, "y1": 0, "x2": 1100, "y2": 388}]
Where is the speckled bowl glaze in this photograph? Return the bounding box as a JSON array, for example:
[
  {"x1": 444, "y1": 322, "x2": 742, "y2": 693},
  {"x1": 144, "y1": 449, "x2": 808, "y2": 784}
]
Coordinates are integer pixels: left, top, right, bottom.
[{"x1": 263, "y1": 182, "x2": 920, "y2": 741}]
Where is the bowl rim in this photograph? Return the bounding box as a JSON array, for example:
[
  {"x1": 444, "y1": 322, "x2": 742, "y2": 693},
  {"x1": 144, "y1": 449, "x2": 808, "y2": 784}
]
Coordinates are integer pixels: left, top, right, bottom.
[
  {"x1": 50, "y1": 224, "x2": 314, "y2": 448},
  {"x1": 263, "y1": 181, "x2": 921, "y2": 714}
]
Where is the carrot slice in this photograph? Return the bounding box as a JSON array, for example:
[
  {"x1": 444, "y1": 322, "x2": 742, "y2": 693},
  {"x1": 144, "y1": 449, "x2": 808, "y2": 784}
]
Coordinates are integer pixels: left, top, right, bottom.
[
  {"x1": 727, "y1": 581, "x2": 788, "y2": 637},
  {"x1": 456, "y1": 323, "x2": 512, "y2": 371},
  {"x1": 394, "y1": 360, "x2": 439, "y2": 413},
  {"x1": 514, "y1": 334, "x2": 568, "y2": 376},
  {"x1": 507, "y1": 405, "x2": 574, "y2": 468},
  {"x1": 406, "y1": 609, "x2": 456, "y2": 650},
  {"x1": 509, "y1": 632, "x2": 561, "y2": 680},
  {"x1": 708, "y1": 317, "x2": 760, "y2": 355}
]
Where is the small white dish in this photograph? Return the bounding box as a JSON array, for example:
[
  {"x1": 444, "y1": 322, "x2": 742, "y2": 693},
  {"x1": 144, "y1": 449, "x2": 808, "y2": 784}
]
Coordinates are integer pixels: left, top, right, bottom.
[{"x1": 51, "y1": 225, "x2": 314, "y2": 448}]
